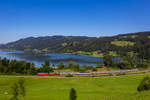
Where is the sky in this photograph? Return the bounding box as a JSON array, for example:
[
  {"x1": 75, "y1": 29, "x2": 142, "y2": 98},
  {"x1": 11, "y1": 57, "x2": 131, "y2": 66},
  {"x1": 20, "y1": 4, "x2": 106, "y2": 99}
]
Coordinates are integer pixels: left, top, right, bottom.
[{"x1": 0, "y1": 0, "x2": 150, "y2": 43}]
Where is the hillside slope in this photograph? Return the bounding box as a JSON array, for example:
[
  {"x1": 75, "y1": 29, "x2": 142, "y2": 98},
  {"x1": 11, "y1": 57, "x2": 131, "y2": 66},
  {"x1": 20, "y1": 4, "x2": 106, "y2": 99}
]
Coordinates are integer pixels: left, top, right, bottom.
[{"x1": 1, "y1": 32, "x2": 150, "y2": 58}]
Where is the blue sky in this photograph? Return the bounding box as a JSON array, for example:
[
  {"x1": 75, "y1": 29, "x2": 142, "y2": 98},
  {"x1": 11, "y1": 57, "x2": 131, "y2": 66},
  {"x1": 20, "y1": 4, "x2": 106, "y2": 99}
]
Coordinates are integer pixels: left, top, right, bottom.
[{"x1": 0, "y1": 0, "x2": 150, "y2": 43}]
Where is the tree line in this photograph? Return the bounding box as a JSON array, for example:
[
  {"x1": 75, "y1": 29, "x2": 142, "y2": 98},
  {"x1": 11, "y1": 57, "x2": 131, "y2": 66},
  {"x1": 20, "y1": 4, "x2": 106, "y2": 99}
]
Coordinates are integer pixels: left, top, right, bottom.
[
  {"x1": 0, "y1": 57, "x2": 36, "y2": 75},
  {"x1": 0, "y1": 51, "x2": 150, "y2": 75}
]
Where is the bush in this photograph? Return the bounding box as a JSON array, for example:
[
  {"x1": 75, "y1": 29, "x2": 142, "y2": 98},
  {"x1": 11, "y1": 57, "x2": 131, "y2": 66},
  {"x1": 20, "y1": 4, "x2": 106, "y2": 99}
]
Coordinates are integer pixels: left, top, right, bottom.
[
  {"x1": 109, "y1": 73, "x2": 113, "y2": 76},
  {"x1": 65, "y1": 74, "x2": 73, "y2": 77},
  {"x1": 116, "y1": 61, "x2": 132, "y2": 69},
  {"x1": 136, "y1": 61, "x2": 148, "y2": 68},
  {"x1": 70, "y1": 88, "x2": 77, "y2": 100},
  {"x1": 92, "y1": 67, "x2": 97, "y2": 71},
  {"x1": 116, "y1": 73, "x2": 126, "y2": 76},
  {"x1": 137, "y1": 76, "x2": 150, "y2": 92},
  {"x1": 11, "y1": 78, "x2": 26, "y2": 100}
]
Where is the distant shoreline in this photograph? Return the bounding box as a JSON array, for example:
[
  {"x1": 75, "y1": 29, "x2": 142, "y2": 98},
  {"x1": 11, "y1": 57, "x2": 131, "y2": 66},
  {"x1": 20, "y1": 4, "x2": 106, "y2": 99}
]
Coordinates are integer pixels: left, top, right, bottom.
[{"x1": 0, "y1": 49, "x2": 103, "y2": 57}]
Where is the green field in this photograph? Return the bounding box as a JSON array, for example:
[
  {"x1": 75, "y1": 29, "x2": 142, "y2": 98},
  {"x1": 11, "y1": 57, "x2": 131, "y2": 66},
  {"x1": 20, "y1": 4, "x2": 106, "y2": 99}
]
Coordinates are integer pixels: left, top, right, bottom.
[
  {"x1": 111, "y1": 41, "x2": 135, "y2": 47},
  {"x1": 0, "y1": 75, "x2": 150, "y2": 100},
  {"x1": 65, "y1": 51, "x2": 103, "y2": 57}
]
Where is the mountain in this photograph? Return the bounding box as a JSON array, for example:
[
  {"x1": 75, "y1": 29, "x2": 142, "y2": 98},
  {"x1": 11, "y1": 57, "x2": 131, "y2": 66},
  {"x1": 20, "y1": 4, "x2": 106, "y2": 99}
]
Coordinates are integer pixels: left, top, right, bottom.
[
  {"x1": 1, "y1": 32, "x2": 150, "y2": 58},
  {"x1": 2, "y1": 35, "x2": 95, "y2": 52},
  {"x1": 0, "y1": 44, "x2": 4, "y2": 48}
]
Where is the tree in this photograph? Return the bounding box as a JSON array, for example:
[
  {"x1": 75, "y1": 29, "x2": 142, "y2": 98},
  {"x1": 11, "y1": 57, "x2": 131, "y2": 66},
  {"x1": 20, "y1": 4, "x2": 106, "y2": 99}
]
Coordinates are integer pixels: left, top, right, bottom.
[
  {"x1": 72, "y1": 64, "x2": 80, "y2": 72},
  {"x1": 18, "y1": 78, "x2": 26, "y2": 100},
  {"x1": 92, "y1": 67, "x2": 97, "y2": 71},
  {"x1": 116, "y1": 61, "x2": 131, "y2": 69},
  {"x1": 137, "y1": 76, "x2": 150, "y2": 92},
  {"x1": 123, "y1": 52, "x2": 138, "y2": 68},
  {"x1": 41, "y1": 61, "x2": 52, "y2": 72},
  {"x1": 57, "y1": 61, "x2": 65, "y2": 69},
  {"x1": 2, "y1": 57, "x2": 9, "y2": 67},
  {"x1": 11, "y1": 83, "x2": 19, "y2": 100},
  {"x1": 30, "y1": 63, "x2": 36, "y2": 74},
  {"x1": 136, "y1": 60, "x2": 148, "y2": 68},
  {"x1": 103, "y1": 53, "x2": 114, "y2": 67},
  {"x1": 11, "y1": 79, "x2": 26, "y2": 100},
  {"x1": 69, "y1": 88, "x2": 77, "y2": 100},
  {"x1": 52, "y1": 64, "x2": 55, "y2": 68},
  {"x1": 1, "y1": 57, "x2": 9, "y2": 73},
  {"x1": 67, "y1": 61, "x2": 76, "y2": 69},
  {"x1": 96, "y1": 62, "x2": 103, "y2": 68}
]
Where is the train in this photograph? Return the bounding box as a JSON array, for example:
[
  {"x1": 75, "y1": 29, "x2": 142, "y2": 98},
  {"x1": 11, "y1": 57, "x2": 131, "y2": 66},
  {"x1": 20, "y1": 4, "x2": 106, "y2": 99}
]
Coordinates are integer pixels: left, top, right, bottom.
[
  {"x1": 36, "y1": 69, "x2": 138, "y2": 76},
  {"x1": 37, "y1": 72, "x2": 60, "y2": 76}
]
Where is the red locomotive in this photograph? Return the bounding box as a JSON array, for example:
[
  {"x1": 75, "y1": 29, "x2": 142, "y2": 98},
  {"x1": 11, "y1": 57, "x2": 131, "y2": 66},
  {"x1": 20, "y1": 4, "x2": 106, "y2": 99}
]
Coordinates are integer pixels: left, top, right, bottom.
[{"x1": 37, "y1": 72, "x2": 60, "y2": 76}]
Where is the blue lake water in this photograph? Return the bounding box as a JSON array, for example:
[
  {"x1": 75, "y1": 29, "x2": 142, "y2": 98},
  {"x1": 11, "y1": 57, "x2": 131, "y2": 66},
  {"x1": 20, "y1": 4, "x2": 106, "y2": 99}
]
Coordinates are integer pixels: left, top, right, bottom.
[{"x1": 0, "y1": 50, "x2": 103, "y2": 67}]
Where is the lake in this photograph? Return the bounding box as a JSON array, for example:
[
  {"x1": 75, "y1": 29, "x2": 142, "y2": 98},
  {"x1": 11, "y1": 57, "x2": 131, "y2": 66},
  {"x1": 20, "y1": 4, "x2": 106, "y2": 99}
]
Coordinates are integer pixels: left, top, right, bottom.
[{"x1": 0, "y1": 50, "x2": 103, "y2": 67}]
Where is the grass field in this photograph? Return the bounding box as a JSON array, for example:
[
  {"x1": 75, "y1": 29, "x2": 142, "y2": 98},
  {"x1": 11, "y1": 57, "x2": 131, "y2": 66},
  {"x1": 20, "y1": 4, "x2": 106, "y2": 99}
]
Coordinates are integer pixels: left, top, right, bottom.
[
  {"x1": 0, "y1": 75, "x2": 150, "y2": 100},
  {"x1": 65, "y1": 51, "x2": 103, "y2": 57},
  {"x1": 111, "y1": 41, "x2": 135, "y2": 47}
]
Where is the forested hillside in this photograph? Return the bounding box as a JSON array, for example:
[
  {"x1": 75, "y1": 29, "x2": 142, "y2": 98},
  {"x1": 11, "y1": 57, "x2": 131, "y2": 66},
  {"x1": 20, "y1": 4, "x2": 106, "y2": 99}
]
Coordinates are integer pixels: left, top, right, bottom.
[{"x1": 1, "y1": 32, "x2": 150, "y2": 59}]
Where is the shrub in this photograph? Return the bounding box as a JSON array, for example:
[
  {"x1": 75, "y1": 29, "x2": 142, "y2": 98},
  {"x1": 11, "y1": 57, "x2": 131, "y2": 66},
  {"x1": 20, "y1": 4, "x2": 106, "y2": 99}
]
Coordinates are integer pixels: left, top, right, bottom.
[
  {"x1": 10, "y1": 78, "x2": 26, "y2": 100},
  {"x1": 11, "y1": 83, "x2": 19, "y2": 100},
  {"x1": 18, "y1": 78, "x2": 26, "y2": 98},
  {"x1": 116, "y1": 61, "x2": 132, "y2": 69},
  {"x1": 92, "y1": 67, "x2": 97, "y2": 71},
  {"x1": 137, "y1": 76, "x2": 150, "y2": 92},
  {"x1": 109, "y1": 73, "x2": 113, "y2": 76},
  {"x1": 116, "y1": 73, "x2": 126, "y2": 76},
  {"x1": 65, "y1": 74, "x2": 73, "y2": 77},
  {"x1": 70, "y1": 88, "x2": 77, "y2": 100}
]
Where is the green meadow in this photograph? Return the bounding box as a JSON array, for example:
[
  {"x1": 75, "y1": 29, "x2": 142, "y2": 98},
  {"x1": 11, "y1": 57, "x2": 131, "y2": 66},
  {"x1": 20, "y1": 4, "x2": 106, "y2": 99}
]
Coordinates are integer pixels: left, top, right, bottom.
[
  {"x1": 0, "y1": 75, "x2": 150, "y2": 100},
  {"x1": 111, "y1": 41, "x2": 135, "y2": 47}
]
